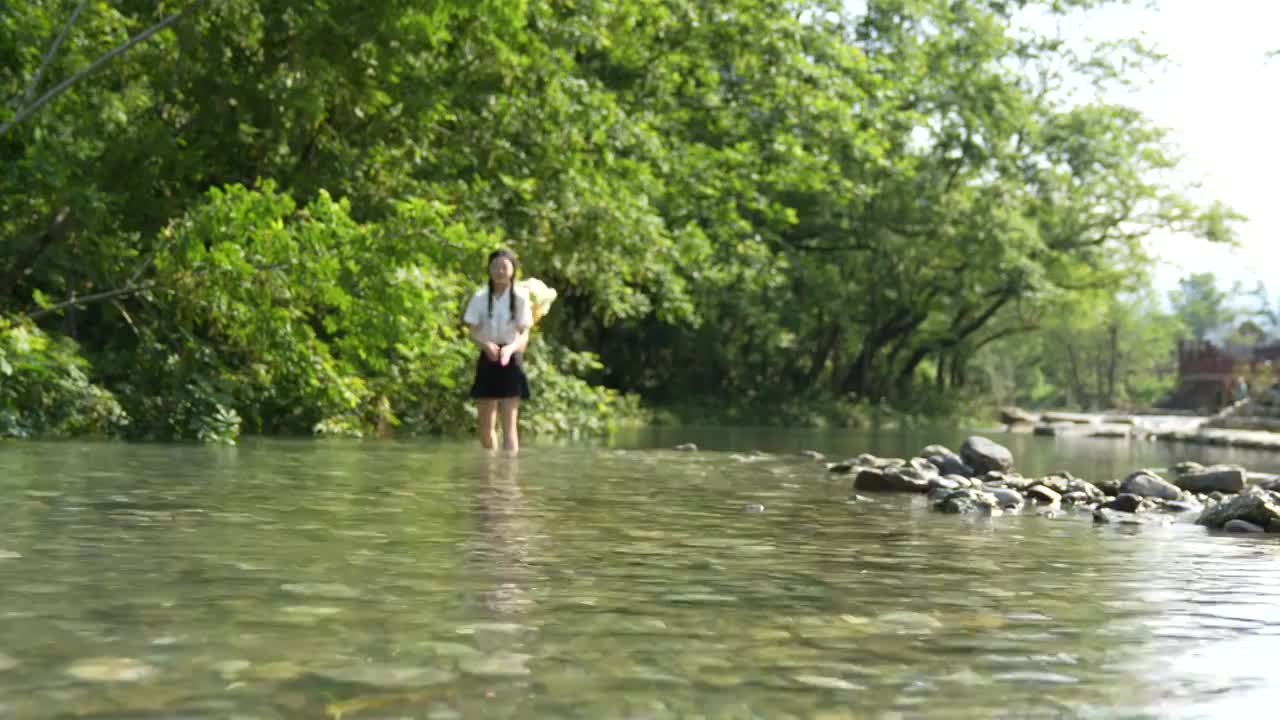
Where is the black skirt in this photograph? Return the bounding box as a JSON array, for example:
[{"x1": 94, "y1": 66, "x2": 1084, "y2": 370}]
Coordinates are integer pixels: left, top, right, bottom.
[{"x1": 469, "y1": 350, "x2": 531, "y2": 399}]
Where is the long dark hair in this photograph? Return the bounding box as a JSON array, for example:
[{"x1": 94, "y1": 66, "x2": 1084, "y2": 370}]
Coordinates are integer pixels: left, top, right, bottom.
[{"x1": 486, "y1": 248, "x2": 518, "y2": 319}]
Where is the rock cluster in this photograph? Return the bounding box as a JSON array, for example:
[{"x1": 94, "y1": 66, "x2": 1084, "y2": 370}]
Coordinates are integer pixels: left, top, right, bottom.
[{"x1": 824, "y1": 436, "x2": 1280, "y2": 534}]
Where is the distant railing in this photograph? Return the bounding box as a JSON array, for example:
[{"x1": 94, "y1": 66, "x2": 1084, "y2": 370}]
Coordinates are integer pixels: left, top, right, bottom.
[
  {"x1": 1177, "y1": 340, "x2": 1237, "y2": 378},
  {"x1": 1177, "y1": 339, "x2": 1280, "y2": 379}
]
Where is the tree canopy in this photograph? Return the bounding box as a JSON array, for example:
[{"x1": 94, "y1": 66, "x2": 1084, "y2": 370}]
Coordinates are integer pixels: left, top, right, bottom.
[{"x1": 1, "y1": 0, "x2": 1237, "y2": 440}]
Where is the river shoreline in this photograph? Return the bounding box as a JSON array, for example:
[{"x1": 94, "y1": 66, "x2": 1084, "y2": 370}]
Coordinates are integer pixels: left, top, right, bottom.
[{"x1": 1000, "y1": 407, "x2": 1280, "y2": 452}]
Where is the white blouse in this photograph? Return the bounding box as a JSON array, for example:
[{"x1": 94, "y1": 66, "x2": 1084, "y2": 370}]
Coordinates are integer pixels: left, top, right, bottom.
[{"x1": 463, "y1": 286, "x2": 533, "y2": 346}]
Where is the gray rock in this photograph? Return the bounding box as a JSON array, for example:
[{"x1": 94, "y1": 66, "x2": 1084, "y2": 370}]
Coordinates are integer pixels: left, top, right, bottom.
[
  {"x1": 1176, "y1": 464, "x2": 1246, "y2": 494},
  {"x1": 933, "y1": 488, "x2": 1003, "y2": 515},
  {"x1": 1223, "y1": 519, "x2": 1266, "y2": 533},
  {"x1": 1064, "y1": 478, "x2": 1107, "y2": 502},
  {"x1": 1253, "y1": 474, "x2": 1280, "y2": 492},
  {"x1": 827, "y1": 461, "x2": 860, "y2": 474},
  {"x1": 919, "y1": 444, "x2": 958, "y2": 459},
  {"x1": 1061, "y1": 491, "x2": 1091, "y2": 505},
  {"x1": 1035, "y1": 474, "x2": 1072, "y2": 494},
  {"x1": 674, "y1": 443, "x2": 698, "y2": 451},
  {"x1": 888, "y1": 464, "x2": 933, "y2": 481},
  {"x1": 1088, "y1": 426, "x2": 1132, "y2": 439},
  {"x1": 1026, "y1": 486, "x2": 1062, "y2": 506},
  {"x1": 1197, "y1": 486, "x2": 1280, "y2": 530},
  {"x1": 926, "y1": 453, "x2": 974, "y2": 478},
  {"x1": 799, "y1": 450, "x2": 825, "y2": 461},
  {"x1": 1096, "y1": 479, "x2": 1122, "y2": 497},
  {"x1": 1093, "y1": 508, "x2": 1147, "y2": 525},
  {"x1": 1173, "y1": 461, "x2": 1205, "y2": 476},
  {"x1": 909, "y1": 457, "x2": 941, "y2": 475},
  {"x1": 927, "y1": 487, "x2": 952, "y2": 504},
  {"x1": 990, "y1": 474, "x2": 1035, "y2": 491},
  {"x1": 861, "y1": 454, "x2": 905, "y2": 469},
  {"x1": 987, "y1": 487, "x2": 1025, "y2": 509},
  {"x1": 1034, "y1": 421, "x2": 1080, "y2": 437},
  {"x1": 927, "y1": 476, "x2": 962, "y2": 492},
  {"x1": 959, "y1": 436, "x2": 1014, "y2": 475},
  {"x1": 1102, "y1": 494, "x2": 1146, "y2": 513},
  {"x1": 942, "y1": 474, "x2": 976, "y2": 488},
  {"x1": 853, "y1": 467, "x2": 885, "y2": 491},
  {"x1": 1159, "y1": 499, "x2": 1203, "y2": 514},
  {"x1": 853, "y1": 467, "x2": 930, "y2": 493},
  {"x1": 1119, "y1": 471, "x2": 1182, "y2": 501},
  {"x1": 1041, "y1": 411, "x2": 1096, "y2": 424},
  {"x1": 999, "y1": 407, "x2": 1039, "y2": 425}
]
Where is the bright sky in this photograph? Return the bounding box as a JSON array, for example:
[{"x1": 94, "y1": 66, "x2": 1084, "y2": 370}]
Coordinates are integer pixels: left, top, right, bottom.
[{"x1": 1036, "y1": 0, "x2": 1280, "y2": 296}]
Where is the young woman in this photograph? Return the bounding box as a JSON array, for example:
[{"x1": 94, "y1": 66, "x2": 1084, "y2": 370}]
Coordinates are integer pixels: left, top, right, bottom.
[{"x1": 463, "y1": 249, "x2": 534, "y2": 453}]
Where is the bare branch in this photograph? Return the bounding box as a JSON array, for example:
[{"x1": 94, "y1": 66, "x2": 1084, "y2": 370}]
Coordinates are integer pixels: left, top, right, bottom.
[
  {"x1": 20, "y1": 0, "x2": 88, "y2": 107},
  {"x1": 25, "y1": 261, "x2": 290, "y2": 320},
  {"x1": 28, "y1": 281, "x2": 158, "y2": 320},
  {"x1": 1, "y1": 1, "x2": 205, "y2": 139},
  {"x1": 972, "y1": 324, "x2": 1040, "y2": 351}
]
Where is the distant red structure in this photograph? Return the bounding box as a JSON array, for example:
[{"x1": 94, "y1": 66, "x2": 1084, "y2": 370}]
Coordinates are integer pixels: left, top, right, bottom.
[{"x1": 1167, "y1": 339, "x2": 1280, "y2": 412}]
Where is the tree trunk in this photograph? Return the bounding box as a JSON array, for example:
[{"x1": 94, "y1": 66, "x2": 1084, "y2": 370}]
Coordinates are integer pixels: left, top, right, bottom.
[
  {"x1": 0, "y1": 207, "x2": 72, "y2": 299},
  {"x1": 1105, "y1": 321, "x2": 1119, "y2": 407},
  {"x1": 1065, "y1": 341, "x2": 1087, "y2": 408},
  {"x1": 839, "y1": 311, "x2": 925, "y2": 397},
  {"x1": 804, "y1": 321, "x2": 841, "y2": 388}
]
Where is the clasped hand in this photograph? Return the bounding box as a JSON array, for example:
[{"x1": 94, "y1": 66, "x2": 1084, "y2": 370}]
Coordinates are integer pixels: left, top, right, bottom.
[{"x1": 484, "y1": 342, "x2": 515, "y2": 366}]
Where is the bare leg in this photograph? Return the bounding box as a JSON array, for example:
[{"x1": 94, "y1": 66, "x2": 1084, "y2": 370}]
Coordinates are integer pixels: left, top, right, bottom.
[
  {"x1": 477, "y1": 399, "x2": 498, "y2": 450},
  {"x1": 499, "y1": 397, "x2": 521, "y2": 453}
]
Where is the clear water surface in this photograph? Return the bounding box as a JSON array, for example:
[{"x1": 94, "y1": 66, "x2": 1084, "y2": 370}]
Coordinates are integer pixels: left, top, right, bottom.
[{"x1": 2, "y1": 424, "x2": 1280, "y2": 719}]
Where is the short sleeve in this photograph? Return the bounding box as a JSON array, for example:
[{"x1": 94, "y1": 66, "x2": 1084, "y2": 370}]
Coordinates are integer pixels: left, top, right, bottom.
[
  {"x1": 462, "y1": 290, "x2": 484, "y2": 326},
  {"x1": 516, "y1": 290, "x2": 534, "y2": 329}
]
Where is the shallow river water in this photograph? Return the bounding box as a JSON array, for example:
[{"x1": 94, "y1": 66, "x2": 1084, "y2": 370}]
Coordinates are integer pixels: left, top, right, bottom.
[{"x1": 2, "y1": 425, "x2": 1280, "y2": 718}]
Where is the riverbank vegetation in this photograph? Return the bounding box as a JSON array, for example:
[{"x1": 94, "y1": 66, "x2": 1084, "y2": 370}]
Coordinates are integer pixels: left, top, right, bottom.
[{"x1": 1, "y1": 0, "x2": 1243, "y2": 442}]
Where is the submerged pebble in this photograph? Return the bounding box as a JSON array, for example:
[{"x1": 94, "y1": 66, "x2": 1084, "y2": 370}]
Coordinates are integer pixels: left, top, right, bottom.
[{"x1": 66, "y1": 657, "x2": 156, "y2": 683}]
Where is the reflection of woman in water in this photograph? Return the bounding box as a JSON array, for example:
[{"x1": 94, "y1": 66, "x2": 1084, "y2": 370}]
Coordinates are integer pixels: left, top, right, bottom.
[{"x1": 471, "y1": 454, "x2": 538, "y2": 615}]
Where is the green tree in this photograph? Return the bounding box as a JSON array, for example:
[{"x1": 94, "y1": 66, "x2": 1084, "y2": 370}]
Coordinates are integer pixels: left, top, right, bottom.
[
  {"x1": 972, "y1": 288, "x2": 1183, "y2": 411},
  {"x1": 0, "y1": 0, "x2": 1246, "y2": 438},
  {"x1": 1245, "y1": 281, "x2": 1279, "y2": 337},
  {"x1": 1169, "y1": 272, "x2": 1237, "y2": 342}
]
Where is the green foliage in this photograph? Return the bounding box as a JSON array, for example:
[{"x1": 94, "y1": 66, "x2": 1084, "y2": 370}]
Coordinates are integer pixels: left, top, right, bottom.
[
  {"x1": 0, "y1": 0, "x2": 1241, "y2": 439},
  {"x1": 522, "y1": 336, "x2": 644, "y2": 438},
  {"x1": 1169, "y1": 272, "x2": 1238, "y2": 342},
  {"x1": 0, "y1": 316, "x2": 127, "y2": 438},
  {"x1": 1245, "y1": 282, "x2": 1280, "y2": 337},
  {"x1": 971, "y1": 289, "x2": 1184, "y2": 411}
]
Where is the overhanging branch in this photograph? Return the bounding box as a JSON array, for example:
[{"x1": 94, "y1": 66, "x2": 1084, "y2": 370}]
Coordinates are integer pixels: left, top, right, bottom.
[
  {"x1": 1, "y1": 1, "x2": 205, "y2": 139},
  {"x1": 20, "y1": 0, "x2": 88, "y2": 107}
]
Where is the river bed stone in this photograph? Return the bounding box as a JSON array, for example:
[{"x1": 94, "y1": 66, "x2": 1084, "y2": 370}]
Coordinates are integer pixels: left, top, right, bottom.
[
  {"x1": 1197, "y1": 486, "x2": 1280, "y2": 531},
  {"x1": 1119, "y1": 471, "x2": 1182, "y2": 500},
  {"x1": 959, "y1": 436, "x2": 1013, "y2": 475},
  {"x1": 1175, "y1": 464, "x2": 1246, "y2": 494}
]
